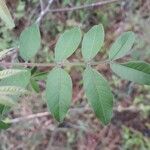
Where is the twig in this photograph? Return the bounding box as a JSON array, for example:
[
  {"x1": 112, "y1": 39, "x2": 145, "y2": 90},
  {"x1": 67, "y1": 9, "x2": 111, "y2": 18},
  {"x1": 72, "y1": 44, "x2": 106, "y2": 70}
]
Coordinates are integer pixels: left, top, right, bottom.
[
  {"x1": 9, "y1": 105, "x2": 139, "y2": 124},
  {"x1": 0, "y1": 60, "x2": 109, "y2": 68},
  {"x1": 49, "y1": 0, "x2": 121, "y2": 13},
  {"x1": 10, "y1": 112, "x2": 50, "y2": 124},
  {"x1": 40, "y1": 0, "x2": 44, "y2": 11},
  {"x1": 35, "y1": 0, "x2": 121, "y2": 24},
  {"x1": 36, "y1": 0, "x2": 54, "y2": 24}
]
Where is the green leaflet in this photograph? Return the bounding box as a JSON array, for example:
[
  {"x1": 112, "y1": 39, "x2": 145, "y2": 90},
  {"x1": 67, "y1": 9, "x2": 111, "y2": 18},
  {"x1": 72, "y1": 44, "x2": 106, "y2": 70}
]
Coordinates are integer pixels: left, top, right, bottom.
[
  {"x1": 46, "y1": 67, "x2": 72, "y2": 122},
  {"x1": 0, "y1": 104, "x2": 5, "y2": 119},
  {"x1": 55, "y1": 27, "x2": 82, "y2": 62},
  {"x1": 0, "y1": 121, "x2": 11, "y2": 130},
  {"x1": 0, "y1": 0, "x2": 15, "y2": 29},
  {"x1": 0, "y1": 96, "x2": 16, "y2": 107},
  {"x1": 0, "y1": 69, "x2": 31, "y2": 88},
  {"x1": 0, "y1": 69, "x2": 24, "y2": 79},
  {"x1": 109, "y1": 32, "x2": 135, "y2": 60},
  {"x1": 0, "y1": 69, "x2": 31, "y2": 119},
  {"x1": 0, "y1": 86, "x2": 27, "y2": 95},
  {"x1": 30, "y1": 79, "x2": 40, "y2": 93},
  {"x1": 83, "y1": 67, "x2": 113, "y2": 125},
  {"x1": 19, "y1": 24, "x2": 41, "y2": 61},
  {"x1": 32, "y1": 72, "x2": 48, "y2": 80},
  {"x1": 110, "y1": 61, "x2": 150, "y2": 85},
  {"x1": 81, "y1": 24, "x2": 104, "y2": 61}
]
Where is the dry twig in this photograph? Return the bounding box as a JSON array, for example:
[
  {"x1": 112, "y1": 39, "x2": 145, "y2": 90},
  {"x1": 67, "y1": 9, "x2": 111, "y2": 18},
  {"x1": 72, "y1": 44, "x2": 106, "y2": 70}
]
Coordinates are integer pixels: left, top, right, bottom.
[
  {"x1": 49, "y1": 0, "x2": 121, "y2": 13},
  {"x1": 9, "y1": 105, "x2": 139, "y2": 124}
]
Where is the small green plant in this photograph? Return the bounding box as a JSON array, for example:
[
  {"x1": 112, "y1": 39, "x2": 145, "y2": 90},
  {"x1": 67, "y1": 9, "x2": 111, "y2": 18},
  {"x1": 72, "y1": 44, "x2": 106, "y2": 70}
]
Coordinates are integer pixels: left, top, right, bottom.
[
  {"x1": 122, "y1": 126, "x2": 150, "y2": 150},
  {"x1": 0, "y1": 0, "x2": 150, "y2": 128}
]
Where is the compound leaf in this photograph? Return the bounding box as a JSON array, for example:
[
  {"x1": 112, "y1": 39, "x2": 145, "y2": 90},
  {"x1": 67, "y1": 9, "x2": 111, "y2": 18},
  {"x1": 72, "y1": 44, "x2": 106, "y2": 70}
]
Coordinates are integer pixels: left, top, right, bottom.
[
  {"x1": 83, "y1": 67, "x2": 113, "y2": 125},
  {"x1": 81, "y1": 24, "x2": 104, "y2": 61},
  {"x1": 110, "y1": 61, "x2": 150, "y2": 85},
  {"x1": 55, "y1": 27, "x2": 82, "y2": 62},
  {"x1": 19, "y1": 24, "x2": 41, "y2": 61},
  {"x1": 46, "y1": 67, "x2": 72, "y2": 122},
  {"x1": 109, "y1": 32, "x2": 135, "y2": 60}
]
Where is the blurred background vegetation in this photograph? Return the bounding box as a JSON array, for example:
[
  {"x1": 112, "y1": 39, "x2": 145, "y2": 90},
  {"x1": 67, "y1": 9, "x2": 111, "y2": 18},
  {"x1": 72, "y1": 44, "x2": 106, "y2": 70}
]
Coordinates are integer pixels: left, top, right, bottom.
[{"x1": 0, "y1": 0, "x2": 150, "y2": 149}]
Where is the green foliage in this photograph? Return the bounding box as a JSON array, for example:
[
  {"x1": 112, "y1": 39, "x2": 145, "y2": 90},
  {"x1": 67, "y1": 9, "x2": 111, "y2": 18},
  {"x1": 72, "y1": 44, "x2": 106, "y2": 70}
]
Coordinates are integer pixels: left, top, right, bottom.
[
  {"x1": 110, "y1": 61, "x2": 150, "y2": 85},
  {"x1": 0, "y1": 86, "x2": 27, "y2": 95},
  {"x1": 46, "y1": 67, "x2": 72, "y2": 122},
  {"x1": 44, "y1": 24, "x2": 150, "y2": 124},
  {"x1": 0, "y1": 96, "x2": 16, "y2": 107},
  {"x1": 109, "y1": 32, "x2": 135, "y2": 60},
  {"x1": 55, "y1": 27, "x2": 82, "y2": 62},
  {"x1": 0, "y1": 69, "x2": 24, "y2": 79},
  {"x1": 0, "y1": 121, "x2": 11, "y2": 130},
  {"x1": 0, "y1": 0, "x2": 15, "y2": 29},
  {"x1": 0, "y1": 70, "x2": 31, "y2": 104},
  {"x1": 81, "y1": 24, "x2": 104, "y2": 61},
  {"x1": 122, "y1": 126, "x2": 150, "y2": 150},
  {"x1": 30, "y1": 79, "x2": 40, "y2": 93},
  {"x1": 0, "y1": 69, "x2": 31, "y2": 128},
  {"x1": 0, "y1": 69, "x2": 31, "y2": 88},
  {"x1": 19, "y1": 24, "x2": 41, "y2": 61},
  {"x1": 32, "y1": 72, "x2": 48, "y2": 80},
  {"x1": 83, "y1": 67, "x2": 113, "y2": 125},
  {"x1": 0, "y1": 23, "x2": 150, "y2": 126}
]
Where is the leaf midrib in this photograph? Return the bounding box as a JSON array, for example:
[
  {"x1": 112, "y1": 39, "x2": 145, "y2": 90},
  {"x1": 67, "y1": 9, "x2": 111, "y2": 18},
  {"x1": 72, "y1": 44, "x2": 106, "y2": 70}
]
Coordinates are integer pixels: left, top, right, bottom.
[
  {"x1": 110, "y1": 36, "x2": 130, "y2": 60},
  {"x1": 90, "y1": 69, "x2": 107, "y2": 124},
  {"x1": 88, "y1": 30, "x2": 97, "y2": 60}
]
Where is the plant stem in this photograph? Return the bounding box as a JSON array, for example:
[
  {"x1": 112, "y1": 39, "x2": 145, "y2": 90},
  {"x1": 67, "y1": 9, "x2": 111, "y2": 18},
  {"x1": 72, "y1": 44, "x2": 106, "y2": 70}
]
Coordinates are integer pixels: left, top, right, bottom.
[
  {"x1": 49, "y1": 0, "x2": 121, "y2": 13},
  {"x1": 9, "y1": 105, "x2": 139, "y2": 124},
  {"x1": 36, "y1": 0, "x2": 54, "y2": 24},
  {"x1": 0, "y1": 60, "x2": 110, "y2": 68}
]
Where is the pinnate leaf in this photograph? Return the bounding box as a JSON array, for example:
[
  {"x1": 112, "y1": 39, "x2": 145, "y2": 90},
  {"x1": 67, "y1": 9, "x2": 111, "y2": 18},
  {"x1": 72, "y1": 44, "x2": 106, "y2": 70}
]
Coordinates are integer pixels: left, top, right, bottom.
[
  {"x1": 83, "y1": 67, "x2": 113, "y2": 125},
  {"x1": 110, "y1": 61, "x2": 150, "y2": 85},
  {"x1": 46, "y1": 67, "x2": 72, "y2": 122},
  {"x1": 55, "y1": 27, "x2": 82, "y2": 62},
  {"x1": 109, "y1": 32, "x2": 135, "y2": 60},
  {"x1": 81, "y1": 24, "x2": 104, "y2": 61}
]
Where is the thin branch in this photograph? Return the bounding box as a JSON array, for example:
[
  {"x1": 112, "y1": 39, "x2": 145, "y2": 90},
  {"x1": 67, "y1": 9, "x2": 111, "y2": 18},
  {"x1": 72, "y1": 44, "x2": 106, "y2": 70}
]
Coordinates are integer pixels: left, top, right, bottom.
[
  {"x1": 40, "y1": 0, "x2": 44, "y2": 11},
  {"x1": 10, "y1": 112, "x2": 50, "y2": 124},
  {"x1": 0, "y1": 60, "x2": 109, "y2": 68},
  {"x1": 49, "y1": 0, "x2": 121, "y2": 13},
  {"x1": 36, "y1": 0, "x2": 54, "y2": 24},
  {"x1": 9, "y1": 105, "x2": 139, "y2": 124}
]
